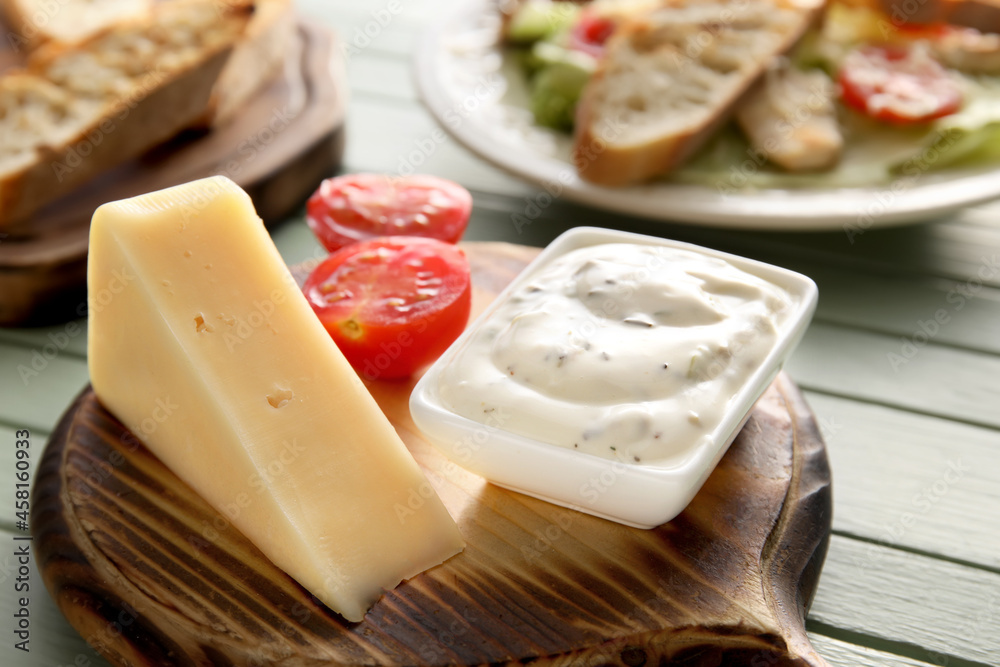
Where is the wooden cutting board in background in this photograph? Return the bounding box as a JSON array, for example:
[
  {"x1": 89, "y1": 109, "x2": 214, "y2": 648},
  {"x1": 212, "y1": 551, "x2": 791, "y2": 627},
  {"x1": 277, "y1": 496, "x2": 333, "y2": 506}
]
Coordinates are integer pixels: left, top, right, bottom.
[
  {"x1": 32, "y1": 242, "x2": 833, "y2": 666},
  {"x1": 0, "y1": 22, "x2": 346, "y2": 326}
]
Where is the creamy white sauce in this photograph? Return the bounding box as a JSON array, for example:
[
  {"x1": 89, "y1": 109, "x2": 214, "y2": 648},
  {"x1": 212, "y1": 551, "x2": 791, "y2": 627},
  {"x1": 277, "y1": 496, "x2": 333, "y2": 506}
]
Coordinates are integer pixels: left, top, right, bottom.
[{"x1": 437, "y1": 243, "x2": 794, "y2": 465}]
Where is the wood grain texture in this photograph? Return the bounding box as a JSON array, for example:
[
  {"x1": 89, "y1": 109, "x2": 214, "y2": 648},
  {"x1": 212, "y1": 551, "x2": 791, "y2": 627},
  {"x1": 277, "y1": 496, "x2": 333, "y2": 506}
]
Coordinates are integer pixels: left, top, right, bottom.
[
  {"x1": 32, "y1": 243, "x2": 832, "y2": 666},
  {"x1": 805, "y1": 392, "x2": 1000, "y2": 571},
  {"x1": 809, "y1": 536, "x2": 1000, "y2": 667},
  {"x1": 808, "y1": 635, "x2": 941, "y2": 667},
  {"x1": 0, "y1": 22, "x2": 346, "y2": 327},
  {"x1": 787, "y1": 323, "x2": 1000, "y2": 430}
]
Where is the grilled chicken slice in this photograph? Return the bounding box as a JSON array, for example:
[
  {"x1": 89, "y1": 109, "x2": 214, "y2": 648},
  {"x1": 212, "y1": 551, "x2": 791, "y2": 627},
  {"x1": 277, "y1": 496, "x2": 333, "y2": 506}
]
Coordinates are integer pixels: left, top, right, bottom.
[{"x1": 735, "y1": 63, "x2": 843, "y2": 172}]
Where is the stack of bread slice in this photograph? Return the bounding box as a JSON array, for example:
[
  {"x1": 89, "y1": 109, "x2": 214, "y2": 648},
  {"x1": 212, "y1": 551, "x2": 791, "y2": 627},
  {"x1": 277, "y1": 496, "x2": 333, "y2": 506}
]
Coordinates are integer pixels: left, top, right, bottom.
[
  {"x1": 0, "y1": 0, "x2": 294, "y2": 227},
  {"x1": 573, "y1": 0, "x2": 828, "y2": 186}
]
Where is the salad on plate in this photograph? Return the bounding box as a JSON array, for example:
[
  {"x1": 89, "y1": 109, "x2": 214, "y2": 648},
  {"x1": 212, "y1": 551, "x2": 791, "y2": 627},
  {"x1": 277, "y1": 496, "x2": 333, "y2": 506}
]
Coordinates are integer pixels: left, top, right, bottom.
[{"x1": 500, "y1": 0, "x2": 1000, "y2": 188}]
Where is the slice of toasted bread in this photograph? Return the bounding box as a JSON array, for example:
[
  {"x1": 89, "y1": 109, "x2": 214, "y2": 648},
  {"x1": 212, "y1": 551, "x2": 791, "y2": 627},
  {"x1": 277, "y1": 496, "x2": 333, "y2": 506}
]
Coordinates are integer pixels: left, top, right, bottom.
[
  {"x1": 0, "y1": 0, "x2": 252, "y2": 227},
  {"x1": 0, "y1": 0, "x2": 151, "y2": 52},
  {"x1": 210, "y1": 0, "x2": 295, "y2": 127},
  {"x1": 573, "y1": 0, "x2": 827, "y2": 186}
]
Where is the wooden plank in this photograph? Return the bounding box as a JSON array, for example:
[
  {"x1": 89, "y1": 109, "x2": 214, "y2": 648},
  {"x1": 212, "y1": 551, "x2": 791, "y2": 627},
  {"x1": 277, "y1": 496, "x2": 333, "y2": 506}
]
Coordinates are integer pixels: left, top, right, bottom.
[
  {"x1": 348, "y1": 51, "x2": 417, "y2": 101},
  {"x1": 269, "y1": 217, "x2": 326, "y2": 267},
  {"x1": 343, "y1": 98, "x2": 534, "y2": 197},
  {"x1": 0, "y1": 343, "x2": 89, "y2": 433},
  {"x1": 809, "y1": 535, "x2": 1000, "y2": 667},
  {"x1": 953, "y1": 201, "x2": 1000, "y2": 230},
  {"x1": 303, "y1": 0, "x2": 436, "y2": 29},
  {"x1": 302, "y1": 0, "x2": 422, "y2": 59},
  {"x1": 802, "y1": 266, "x2": 1000, "y2": 355},
  {"x1": 909, "y1": 223, "x2": 1000, "y2": 283},
  {"x1": 806, "y1": 392, "x2": 1000, "y2": 570},
  {"x1": 0, "y1": 319, "x2": 88, "y2": 358},
  {"x1": 786, "y1": 322, "x2": 1000, "y2": 429},
  {"x1": 748, "y1": 219, "x2": 1000, "y2": 288},
  {"x1": 809, "y1": 634, "x2": 940, "y2": 667}
]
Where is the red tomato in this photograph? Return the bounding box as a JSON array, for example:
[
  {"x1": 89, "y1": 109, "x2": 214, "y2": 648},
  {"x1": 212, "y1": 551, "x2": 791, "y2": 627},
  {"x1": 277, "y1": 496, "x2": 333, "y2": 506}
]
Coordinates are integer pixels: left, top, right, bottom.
[
  {"x1": 838, "y1": 45, "x2": 962, "y2": 124},
  {"x1": 893, "y1": 21, "x2": 949, "y2": 40},
  {"x1": 306, "y1": 174, "x2": 472, "y2": 253},
  {"x1": 569, "y1": 11, "x2": 617, "y2": 58},
  {"x1": 303, "y1": 236, "x2": 472, "y2": 380}
]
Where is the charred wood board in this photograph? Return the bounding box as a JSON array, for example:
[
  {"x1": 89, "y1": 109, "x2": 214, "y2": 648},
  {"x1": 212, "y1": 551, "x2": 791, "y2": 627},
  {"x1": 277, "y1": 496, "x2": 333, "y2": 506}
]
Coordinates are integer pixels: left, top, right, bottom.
[{"x1": 32, "y1": 242, "x2": 833, "y2": 666}]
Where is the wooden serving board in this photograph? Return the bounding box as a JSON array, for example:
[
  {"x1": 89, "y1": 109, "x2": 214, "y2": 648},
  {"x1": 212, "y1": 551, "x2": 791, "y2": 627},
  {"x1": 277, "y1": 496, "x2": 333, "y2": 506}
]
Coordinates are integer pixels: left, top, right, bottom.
[
  {"x1": 0, "y1": 22, "x2": 346, "y2": 327},
  {"x1": 32, "y1": 243, "x2": 833, "y2": 666}
]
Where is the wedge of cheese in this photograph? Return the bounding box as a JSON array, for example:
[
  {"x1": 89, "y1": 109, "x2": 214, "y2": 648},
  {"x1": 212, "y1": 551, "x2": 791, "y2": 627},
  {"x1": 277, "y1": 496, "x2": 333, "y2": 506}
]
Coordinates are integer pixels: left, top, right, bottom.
[{"x1": 87, "y1": 176, "x2": 465, "y2": 622}]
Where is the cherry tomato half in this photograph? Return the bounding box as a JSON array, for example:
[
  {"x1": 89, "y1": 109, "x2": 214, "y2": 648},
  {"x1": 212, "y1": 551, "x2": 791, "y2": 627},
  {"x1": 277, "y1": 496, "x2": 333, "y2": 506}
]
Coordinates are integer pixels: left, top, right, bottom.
[
  {"x1": 303, "y1": 236, "x2": 472, "y2": 380},
  {"x1": 306, "y1": 174, "x2": 472, "y2": 253},
  {"x1": 838, "y1": 45, "x2": 962, "y2": 124},
  {"x1": 569, "y1": 11, "x2": 617, "y2": 58}
]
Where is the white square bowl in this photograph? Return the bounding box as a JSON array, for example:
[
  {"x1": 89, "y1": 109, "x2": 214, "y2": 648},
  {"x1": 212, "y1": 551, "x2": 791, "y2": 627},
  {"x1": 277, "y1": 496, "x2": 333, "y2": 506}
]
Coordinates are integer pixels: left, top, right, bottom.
[{"x1": 409, "y1": 227, "x2": 818, "y2": 528}]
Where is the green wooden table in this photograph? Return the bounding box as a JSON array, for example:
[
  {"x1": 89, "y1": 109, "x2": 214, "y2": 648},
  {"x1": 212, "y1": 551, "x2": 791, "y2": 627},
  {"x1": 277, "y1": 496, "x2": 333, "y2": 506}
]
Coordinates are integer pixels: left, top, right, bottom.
[{"x1": 3, "y1": 1, "x2": 999, "y2": 665}]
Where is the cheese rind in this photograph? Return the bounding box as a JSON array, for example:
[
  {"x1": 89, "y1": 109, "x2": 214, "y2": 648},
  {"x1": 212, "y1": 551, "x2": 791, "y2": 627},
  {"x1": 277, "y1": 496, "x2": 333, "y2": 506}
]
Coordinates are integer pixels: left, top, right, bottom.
[{"x1": 87, "y1": 176, "x2": 464, "y2": 622}]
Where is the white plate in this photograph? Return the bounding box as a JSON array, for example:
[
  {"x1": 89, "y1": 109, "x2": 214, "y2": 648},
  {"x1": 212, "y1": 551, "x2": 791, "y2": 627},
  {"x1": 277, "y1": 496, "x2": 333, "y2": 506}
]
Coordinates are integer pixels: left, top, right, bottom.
[
  {"x1": 413, "y1": 0, "x2": 1000, "y2": 230},
  {"x1": 410, "y1": 227, "x2": 818, "y2": 528}
]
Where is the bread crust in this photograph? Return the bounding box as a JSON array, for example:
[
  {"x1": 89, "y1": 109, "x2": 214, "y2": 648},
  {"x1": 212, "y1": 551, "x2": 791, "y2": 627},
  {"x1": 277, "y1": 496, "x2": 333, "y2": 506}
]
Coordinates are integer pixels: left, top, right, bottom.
[
  {"x1": 573, "y1": 0, "x2": 827, "y2": 187},
  {"x1": 0, "y1": 0, "x2": 152, "y2": 51},
  {"x1": 574, "y1": 109, "x2": 705, "y2": 187},
  {"x1": 210, "y1": 0, "x2": 296, "y2": 127}
]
